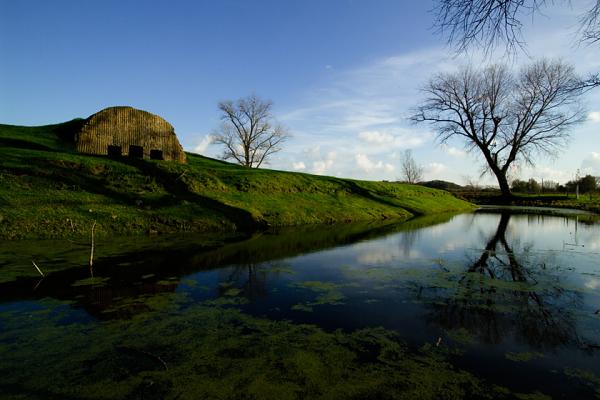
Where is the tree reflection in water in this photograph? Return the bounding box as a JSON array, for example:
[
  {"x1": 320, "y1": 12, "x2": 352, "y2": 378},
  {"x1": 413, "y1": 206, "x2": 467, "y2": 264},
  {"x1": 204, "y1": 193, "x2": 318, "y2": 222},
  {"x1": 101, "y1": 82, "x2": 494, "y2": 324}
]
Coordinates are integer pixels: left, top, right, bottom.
[
  {"x1": 424, "y1": 212, "x2": 583, "y2": 349},
  {"x1": 219, "y1": 263, "x2": 268, "y2": 300}
]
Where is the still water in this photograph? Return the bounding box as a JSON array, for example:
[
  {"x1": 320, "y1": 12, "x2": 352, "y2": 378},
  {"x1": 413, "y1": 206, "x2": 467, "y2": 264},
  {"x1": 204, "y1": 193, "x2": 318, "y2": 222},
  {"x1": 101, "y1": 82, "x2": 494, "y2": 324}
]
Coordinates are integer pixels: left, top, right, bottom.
[{"x1": 1, "y1": 211, "x2": 600, "y2": 399}]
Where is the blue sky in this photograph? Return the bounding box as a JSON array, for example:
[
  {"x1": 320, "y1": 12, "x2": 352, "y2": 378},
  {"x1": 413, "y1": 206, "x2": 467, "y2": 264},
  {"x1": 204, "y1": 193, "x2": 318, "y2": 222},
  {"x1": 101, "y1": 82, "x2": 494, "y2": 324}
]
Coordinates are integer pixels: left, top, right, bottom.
[{"x1": 2, "y1": 0, "x2": 599, "y2": 185}]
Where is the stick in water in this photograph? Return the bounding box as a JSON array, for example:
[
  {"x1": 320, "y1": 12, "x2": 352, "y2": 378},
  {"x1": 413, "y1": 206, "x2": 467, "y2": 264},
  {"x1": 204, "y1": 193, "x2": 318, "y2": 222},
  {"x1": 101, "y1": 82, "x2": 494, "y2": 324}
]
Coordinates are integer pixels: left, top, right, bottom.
[
  {"x1": 32, "y1": 260, "x2": 44, "y2": 277},
  {"x1": 89, "y1": 221, "x2": 96, "y2": 277}
]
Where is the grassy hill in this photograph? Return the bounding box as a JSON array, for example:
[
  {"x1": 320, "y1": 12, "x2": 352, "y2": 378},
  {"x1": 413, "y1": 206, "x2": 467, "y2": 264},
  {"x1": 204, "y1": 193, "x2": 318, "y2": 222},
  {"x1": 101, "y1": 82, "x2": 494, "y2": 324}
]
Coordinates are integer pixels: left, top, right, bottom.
[{"x1": 0, "y1": 121, "x2": 474, "y2": 239}]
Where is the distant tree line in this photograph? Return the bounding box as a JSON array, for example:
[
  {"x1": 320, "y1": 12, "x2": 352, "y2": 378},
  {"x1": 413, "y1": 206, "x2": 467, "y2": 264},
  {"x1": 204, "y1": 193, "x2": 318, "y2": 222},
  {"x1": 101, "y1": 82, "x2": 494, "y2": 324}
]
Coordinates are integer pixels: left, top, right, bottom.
[{"x1": 511, "y1": 175, "x2": 598, "y2": 194}]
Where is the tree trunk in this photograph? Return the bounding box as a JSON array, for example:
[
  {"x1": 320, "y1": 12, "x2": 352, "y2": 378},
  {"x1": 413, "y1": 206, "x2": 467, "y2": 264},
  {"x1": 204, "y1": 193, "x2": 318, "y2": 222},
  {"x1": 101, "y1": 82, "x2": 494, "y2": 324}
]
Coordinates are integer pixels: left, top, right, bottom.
[{"x1": 493, "y1": 170, "x2": 512, "y2": 199}]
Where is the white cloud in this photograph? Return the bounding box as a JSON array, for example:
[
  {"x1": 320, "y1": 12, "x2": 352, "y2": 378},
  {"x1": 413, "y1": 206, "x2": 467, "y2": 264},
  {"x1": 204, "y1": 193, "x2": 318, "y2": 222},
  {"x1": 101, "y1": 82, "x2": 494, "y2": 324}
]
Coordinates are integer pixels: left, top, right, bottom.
[
  {"x1": 358, "y1": 128, "x2": 430, "y2": 149},
  {"x1": 588, "y1": 112, "x2": 600, "y2": 123},
  {"x1": 312, "y1": 151, "x2": 337, "y2": 175},
  {"x1": 581, "y1": 152, "x2": 600, "y2": 175},
  {"x1": 535, "y1": 166, "x2": 573, "y2": 182},
  {"x1": 313, "y1": 160, "x2": 334, "y2": 175},
  {"x1": 355, "y1": 153, "x2": 395, "y2": 174},
  {"x1": 444, "y1": 145, "x2": 467, "y2": 158},
  {"x1": 358, "y1": 130, "x2": 395, "y2": 144},
  {"x1": 303, "y1": 145, "x2": 322, "y2": 158},
  {"x1": 292, "y1": 161, "x2": 306, "y2": 171},
  {"x1": 425, "y1": 162, "x2": 447, "y2": 177},
  {"x1": 193, "y1": 135, "x2": 214, "y2": 154}
]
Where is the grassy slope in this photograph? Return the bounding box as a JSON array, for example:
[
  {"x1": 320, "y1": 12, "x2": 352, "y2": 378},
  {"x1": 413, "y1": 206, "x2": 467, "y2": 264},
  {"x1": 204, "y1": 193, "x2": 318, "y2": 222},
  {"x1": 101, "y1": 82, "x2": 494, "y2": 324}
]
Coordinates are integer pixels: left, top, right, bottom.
[{"x1": 0, "y1": 122, "x2": 474, "y2": 239}]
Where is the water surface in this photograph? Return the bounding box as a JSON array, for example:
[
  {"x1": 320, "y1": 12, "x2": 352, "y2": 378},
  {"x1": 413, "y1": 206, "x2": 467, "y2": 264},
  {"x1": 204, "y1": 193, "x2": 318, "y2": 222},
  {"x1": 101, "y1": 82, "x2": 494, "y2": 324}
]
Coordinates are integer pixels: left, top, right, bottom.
[{"x1": 1, "y1": 211, "x2": 599, "y2": 399}]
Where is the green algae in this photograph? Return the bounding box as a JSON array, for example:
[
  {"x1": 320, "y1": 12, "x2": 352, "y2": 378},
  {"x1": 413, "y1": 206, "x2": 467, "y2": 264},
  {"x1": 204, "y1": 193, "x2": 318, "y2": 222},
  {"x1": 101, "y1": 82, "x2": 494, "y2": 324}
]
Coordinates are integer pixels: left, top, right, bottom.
[
  {"x1": 564, "y1": 368, "x2": 600, "y2": 398},
  {"x1": 514, "y1": 392, "x2": 553, "y2": 400},
  {"x1": 506, "y1": 352, "x2": 545, "y2": 362},
  {"x1": 0, "y1": 297, "x2": 551, "y2": 400},
  {"x1": 445, "y1": 328, "x2": 475, "y2": 346},
  {"x1": 291, "y1": 280, "x2": 347, "y2": 309},
  {"x1": 203, "y1": 296, "x2": 249, "y2": 306},
  {"x1": 291, "y1": 303, "x2": 314, "y2": 312},
  {"x1": 223, "y1": 287, "x2": 243, "y2": 297},
  {"x1": 71, "y1": 276, "x2": 111, "y2": 287}
]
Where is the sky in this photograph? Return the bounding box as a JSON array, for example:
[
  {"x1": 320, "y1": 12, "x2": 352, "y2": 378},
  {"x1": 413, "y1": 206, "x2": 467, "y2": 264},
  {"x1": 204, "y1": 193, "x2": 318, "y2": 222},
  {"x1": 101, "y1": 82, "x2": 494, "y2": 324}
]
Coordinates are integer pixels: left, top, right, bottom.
[{"x1": 1, "y1": 0, "x2": 599, "y2": 185}]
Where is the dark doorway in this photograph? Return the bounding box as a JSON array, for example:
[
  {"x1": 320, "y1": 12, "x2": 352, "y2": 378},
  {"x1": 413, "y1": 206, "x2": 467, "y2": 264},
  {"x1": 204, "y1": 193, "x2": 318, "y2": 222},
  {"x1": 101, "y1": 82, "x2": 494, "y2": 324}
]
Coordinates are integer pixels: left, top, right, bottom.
[
  {"x1": 150, "y1": 149, "x2": 164, "y2": 160},
  {"x1": 128, "y1": 145, "x2": 144, "y2": 158},
  {"x1": 107, "y1": 145, "x2": 122, "y2": 158}
]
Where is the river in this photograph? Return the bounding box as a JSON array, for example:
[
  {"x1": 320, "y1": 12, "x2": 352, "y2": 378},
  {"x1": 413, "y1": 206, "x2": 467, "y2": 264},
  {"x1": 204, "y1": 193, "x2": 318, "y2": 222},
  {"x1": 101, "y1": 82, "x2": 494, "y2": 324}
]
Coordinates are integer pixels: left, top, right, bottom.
[{"x1": 1, "y1": 210, "x2": 599, "y2": 399}]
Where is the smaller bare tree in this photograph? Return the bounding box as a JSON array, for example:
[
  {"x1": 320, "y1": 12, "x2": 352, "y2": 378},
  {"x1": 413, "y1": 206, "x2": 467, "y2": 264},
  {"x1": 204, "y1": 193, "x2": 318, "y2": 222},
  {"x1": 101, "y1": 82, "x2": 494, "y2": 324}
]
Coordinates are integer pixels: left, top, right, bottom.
[
  {"x1": 213, "y1": 94, "x2": 289, "y2": 168},
  {"x1": 400, "y1": 149, "x2": 424, "y2": 184}
]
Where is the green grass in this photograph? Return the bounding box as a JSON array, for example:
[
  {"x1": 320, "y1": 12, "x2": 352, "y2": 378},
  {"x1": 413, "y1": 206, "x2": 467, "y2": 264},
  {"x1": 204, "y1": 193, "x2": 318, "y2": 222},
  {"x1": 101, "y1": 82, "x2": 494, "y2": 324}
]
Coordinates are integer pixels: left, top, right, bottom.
[{"x1": 0, "y1": 121, "x2": 474, "y2": 239}]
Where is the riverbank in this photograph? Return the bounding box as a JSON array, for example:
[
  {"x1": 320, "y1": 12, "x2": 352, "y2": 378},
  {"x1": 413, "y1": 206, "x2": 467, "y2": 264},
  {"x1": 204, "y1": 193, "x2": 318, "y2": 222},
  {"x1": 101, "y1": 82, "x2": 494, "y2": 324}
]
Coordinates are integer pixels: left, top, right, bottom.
[
  {"x1": 460, "y1": 192, "x2": 600, "y2": 214},
  {"x1": 0, "y1": 122, "x2": 474, "y2": 239}
]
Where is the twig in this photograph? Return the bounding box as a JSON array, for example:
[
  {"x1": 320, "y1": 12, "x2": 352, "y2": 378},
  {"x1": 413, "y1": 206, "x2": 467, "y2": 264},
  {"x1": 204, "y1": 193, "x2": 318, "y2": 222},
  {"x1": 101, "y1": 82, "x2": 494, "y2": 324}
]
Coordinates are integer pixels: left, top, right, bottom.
[
  {"x1": 33, "y1": 278, "x2": 44, "y2": 291},
  {"x1": 32, "y1": 260, "x2": 44, "y2": 277},
  {"x1": 67, "y1": 218, "x2": 75, "y2": 232},
  {"x1": 175, "y1": 170, "x2": 187, "y2": 181},
  {"x1": 89, "y1": 221, "x2": 96, "y2": 277}
]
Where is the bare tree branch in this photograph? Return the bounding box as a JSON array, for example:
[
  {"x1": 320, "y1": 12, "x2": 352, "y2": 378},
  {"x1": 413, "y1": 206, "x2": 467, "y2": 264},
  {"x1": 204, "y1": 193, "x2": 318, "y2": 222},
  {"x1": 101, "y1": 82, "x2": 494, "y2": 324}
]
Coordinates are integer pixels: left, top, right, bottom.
[
  {"x1": 433, "y1": 0, "x2": 600, "y2": 88},
  {"x1": 579, "y1": 0, "x2": 600, "y2": 44},
  {"x1": 212, "y1": 94, "x2": 290, "y2": 168},
  {"x1": 411, "y1": 59, "x2": 586, "y2": 197}
]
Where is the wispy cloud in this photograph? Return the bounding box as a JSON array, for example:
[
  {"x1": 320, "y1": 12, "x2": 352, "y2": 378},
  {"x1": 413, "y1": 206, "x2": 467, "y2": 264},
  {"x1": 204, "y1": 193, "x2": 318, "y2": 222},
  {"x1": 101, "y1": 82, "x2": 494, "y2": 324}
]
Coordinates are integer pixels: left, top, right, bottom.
[
  {"x1": 311, "y1": 150, "x2": 337, "y2": 175},
  {"x1": 443, "y1": 145, "x2": 467, "y2": 158},
  {"x1": 358, "y1": 130, "x2": 395, "y2": 144},
  {"x1": 273, "y1": 49, "x2": 455, "y2": 180},
  {"x1": 424, "y1": 162, "x2": 447, "y2": 179},
  {"x1": 581, "y1": 152, "x2": 600, "y2": 175},
  {"x1": 292, "y1": 161, "x2": 306, "y2": 171},
  {"x1": 358, "y1": 128, "x2": 431, "y2": 149},
  {"x1": 589, "y1": 112, "x2": 600, "y2": 123},
  {"x1": 192, "y1": 134, "x2": 214, "y2": 154},
  {"x1": 355, "y1": 153, "x2": 395, "y2": 174}
]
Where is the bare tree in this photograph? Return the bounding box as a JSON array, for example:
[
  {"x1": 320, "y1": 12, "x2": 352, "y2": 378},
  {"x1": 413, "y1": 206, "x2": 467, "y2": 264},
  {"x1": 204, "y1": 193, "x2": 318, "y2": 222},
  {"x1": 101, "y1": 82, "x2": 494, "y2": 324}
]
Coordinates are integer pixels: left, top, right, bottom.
[
  {"x1": 433, "y1": 0, "x2": 600, "y2": 88},
  {"x1": 434, "y1": 0, "x2": 600, "y2": 52},
  {"x1": 213, "y1": 94, "x2": 289, "y2": 168},
  {"x1": 412, "y1": 59, "x2": 586, "y2": 198},
  {"x1": 400, "y1": 149, "x2": 424, "y2": 184}
]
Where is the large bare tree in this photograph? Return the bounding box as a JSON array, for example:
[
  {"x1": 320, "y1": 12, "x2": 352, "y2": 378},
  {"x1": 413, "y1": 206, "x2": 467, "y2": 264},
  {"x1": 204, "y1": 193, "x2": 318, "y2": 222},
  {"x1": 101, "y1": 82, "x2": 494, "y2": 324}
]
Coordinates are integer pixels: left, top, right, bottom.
[
  {"x1": 400, "y1": 149, "x2": 424, "y2": 184},
  {"x1": 433, "y1": 0, "x2": 600, "y2": 88},
  {"x1": 213, "y1": 94, "x2": 289, "y2": 168},
  {"x1": 412, "y1": 59, "x2": 586, "y2": 198}
]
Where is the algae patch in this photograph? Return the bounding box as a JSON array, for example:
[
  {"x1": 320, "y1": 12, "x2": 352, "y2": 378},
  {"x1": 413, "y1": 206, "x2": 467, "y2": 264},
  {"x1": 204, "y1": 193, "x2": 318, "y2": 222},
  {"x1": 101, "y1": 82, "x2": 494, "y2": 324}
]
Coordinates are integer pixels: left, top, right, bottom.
[
  {"x1": 71, "y1": 276, "x2": 111, "y2": 287},
  {"x1": 506, "y1": 352, "x2": 545, "y2": 362},
  {"x1": 0, "y1": 298, "x2": 551, "y2": 400},
  {"x1": 291, "y1": 280, "x2": 347, "y2": 310}
]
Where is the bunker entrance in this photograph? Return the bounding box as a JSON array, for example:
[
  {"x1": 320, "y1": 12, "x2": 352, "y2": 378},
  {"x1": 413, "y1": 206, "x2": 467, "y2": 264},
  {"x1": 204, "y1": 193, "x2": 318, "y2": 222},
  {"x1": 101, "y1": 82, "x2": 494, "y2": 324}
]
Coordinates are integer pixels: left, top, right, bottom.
[
  {"x1": 107, "y1": 145, "x2": 122, "y2": 158},
  {"x1": 128, "y1": 145, "x2": 144, "y2": 158},
  {"x1": 150, "y1": 149, "x2": 164, "y2": 160}
]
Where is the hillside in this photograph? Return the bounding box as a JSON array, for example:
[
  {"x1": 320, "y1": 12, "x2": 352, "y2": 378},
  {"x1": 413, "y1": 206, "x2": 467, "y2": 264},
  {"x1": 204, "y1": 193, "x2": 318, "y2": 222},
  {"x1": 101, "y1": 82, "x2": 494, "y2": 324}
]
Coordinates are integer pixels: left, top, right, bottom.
[{"x1": 0, "y1": 121, "x2": 474, "y2": 239}]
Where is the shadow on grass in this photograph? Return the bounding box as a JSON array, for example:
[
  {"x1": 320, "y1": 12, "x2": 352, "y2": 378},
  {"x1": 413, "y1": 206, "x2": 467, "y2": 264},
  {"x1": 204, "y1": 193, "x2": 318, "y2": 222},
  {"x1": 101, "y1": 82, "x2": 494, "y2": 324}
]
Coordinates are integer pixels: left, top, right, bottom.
[{"x1": 8, "y1": 154, "x2": 264, "y2": 231}]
